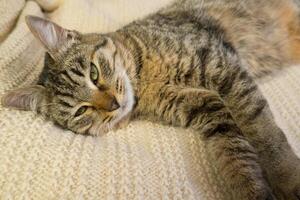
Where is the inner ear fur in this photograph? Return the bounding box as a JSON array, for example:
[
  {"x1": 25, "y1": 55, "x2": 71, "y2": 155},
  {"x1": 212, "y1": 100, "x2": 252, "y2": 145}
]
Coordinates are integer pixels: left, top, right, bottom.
[{"x1": 25, "y1": 15, "x2": 77, "y2": 58}]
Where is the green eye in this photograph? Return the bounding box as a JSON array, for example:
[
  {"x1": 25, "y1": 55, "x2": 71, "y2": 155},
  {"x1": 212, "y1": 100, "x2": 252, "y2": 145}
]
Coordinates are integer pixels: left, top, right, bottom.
[
  {"x1": 75, "y1": 106, "x2": 88, "y2": 117},
  {"x1": 90, "y1": 62, "x2": 99, "y2": 84}
]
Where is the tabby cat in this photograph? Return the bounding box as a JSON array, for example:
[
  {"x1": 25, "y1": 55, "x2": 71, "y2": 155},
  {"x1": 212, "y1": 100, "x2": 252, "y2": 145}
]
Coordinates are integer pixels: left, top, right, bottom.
[{"x1": 2, "y1": 0, "x2": 300, "y2": 199}]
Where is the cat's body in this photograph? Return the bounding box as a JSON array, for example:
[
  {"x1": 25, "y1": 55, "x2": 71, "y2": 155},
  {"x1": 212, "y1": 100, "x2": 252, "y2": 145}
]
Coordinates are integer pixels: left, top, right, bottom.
[
  {"x1": 2, "y1": 0, "x2": 300, "y2": 199},
  {"x1": 160, "y1": 0, "x2": 300, "y2": 77}
]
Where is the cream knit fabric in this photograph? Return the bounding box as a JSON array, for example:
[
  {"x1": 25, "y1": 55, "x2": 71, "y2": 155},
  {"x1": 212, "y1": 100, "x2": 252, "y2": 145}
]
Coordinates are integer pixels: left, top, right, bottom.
[{"x1": 0, "y1": 1, "x2": 299, "y2": 199}]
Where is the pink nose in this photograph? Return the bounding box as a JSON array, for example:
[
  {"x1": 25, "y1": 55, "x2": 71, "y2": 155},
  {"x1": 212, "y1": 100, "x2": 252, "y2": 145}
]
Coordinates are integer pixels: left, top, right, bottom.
[{"x1": 92, "y1": 90, "x2": 120, "y2": 112}]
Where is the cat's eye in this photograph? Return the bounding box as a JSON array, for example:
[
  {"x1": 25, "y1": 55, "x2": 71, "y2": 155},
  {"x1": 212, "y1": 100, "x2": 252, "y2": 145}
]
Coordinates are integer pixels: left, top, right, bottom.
[
  {"x1": 75, "y1": 106, "x2": 88, "y2": 117},
  {"x1": 90, "y1": 62, "x2": 99, "y2": 84}
]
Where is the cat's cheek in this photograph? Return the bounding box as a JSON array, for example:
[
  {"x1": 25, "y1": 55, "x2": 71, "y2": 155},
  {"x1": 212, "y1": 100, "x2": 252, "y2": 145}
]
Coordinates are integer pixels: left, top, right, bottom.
[
  {"x1": 91, "y1": 125, "x2": 110, "y2": 136},
  {"x1": 112, "y1": 114, "x2": 131, "y2": 131},
  {"x1": 88, "y1": 120, "x2": 108, "y2": 136},
  {"x1": 98, "y1": 125, "x2": 111, "y2": 136}
]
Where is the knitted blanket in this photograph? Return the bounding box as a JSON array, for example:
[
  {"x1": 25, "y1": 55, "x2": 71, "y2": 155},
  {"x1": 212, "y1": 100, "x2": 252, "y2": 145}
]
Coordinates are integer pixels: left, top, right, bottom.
[{"x1": 0, "y1": 0, "x2": 299, "y2": 199}]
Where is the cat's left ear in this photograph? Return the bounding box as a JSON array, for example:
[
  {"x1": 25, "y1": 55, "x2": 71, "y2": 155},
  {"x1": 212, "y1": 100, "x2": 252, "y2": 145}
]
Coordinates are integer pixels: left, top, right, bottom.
[
  {"x1": 1, "y1": 85, "x2": 47, "y2": 112},
  {"x1": 25, "y1": 15, "x2": 77, "y2": 58}
]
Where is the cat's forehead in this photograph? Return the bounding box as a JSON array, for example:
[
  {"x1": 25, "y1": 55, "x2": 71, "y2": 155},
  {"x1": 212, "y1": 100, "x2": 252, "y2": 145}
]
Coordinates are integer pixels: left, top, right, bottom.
[
  {"x1": 81, "y1": 33, "x2": 106, "y2": 44},
  {"x1": 38, "y1": 33, "x2": 111, "y2": 90},
  {"x1": 53, "y1": 33, "x2": 107, "y2": 61},
  {"x1": 38, "y1": 54, "x2": 82, "y2": 93},
  {"x1": 67, "y1": 35, "x2": 109, "y2": 63}
]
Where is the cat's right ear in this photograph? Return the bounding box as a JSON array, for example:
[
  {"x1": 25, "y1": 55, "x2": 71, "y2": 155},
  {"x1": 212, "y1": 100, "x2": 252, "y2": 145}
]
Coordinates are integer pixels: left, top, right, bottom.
[
  {"x1": 1, "y1": 85, "x2": 47, "y2": 112},
  {"x1": 25, "y1": 15, "x2": 77, "y2": 58}
]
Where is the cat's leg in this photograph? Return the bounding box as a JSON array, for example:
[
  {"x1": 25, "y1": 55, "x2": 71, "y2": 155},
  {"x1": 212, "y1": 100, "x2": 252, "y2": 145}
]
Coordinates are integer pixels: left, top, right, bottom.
[
  {"x1": 203, "y1": 43, "x2": 300, "y2": 200},
  {"x1": 141, "y1": 85, "x2": 275, "y2": 200}
]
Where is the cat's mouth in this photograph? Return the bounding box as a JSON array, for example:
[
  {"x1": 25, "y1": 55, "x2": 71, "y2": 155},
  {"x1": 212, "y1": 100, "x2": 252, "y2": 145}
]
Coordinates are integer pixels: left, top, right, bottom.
[
  {"x1": 88, "y1": 76, "x2": 134, "y2": 136},
  {"x1": 113, "y1": 99, "x2": 130, "y2": 120},
  {"x1": 108, "y1": 92, "x2": 133, "y2": 121}
]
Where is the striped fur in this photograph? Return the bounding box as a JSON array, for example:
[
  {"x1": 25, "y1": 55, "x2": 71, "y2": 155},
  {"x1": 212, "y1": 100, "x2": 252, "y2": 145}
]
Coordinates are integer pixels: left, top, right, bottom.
[{"x1": 2, "y1": 0, "x2": 300, "y2": 199}]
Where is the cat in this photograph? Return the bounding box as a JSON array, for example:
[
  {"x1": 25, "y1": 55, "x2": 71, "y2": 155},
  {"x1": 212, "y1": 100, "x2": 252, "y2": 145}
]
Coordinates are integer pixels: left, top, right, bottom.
[{"x1": 2, "y1": 0, "x2": 300, "y2": 199}]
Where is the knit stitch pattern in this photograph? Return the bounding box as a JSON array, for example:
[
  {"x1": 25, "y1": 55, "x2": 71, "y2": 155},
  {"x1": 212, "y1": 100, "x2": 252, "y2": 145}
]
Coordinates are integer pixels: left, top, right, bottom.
[{"x1": 0, "y1": 1, "x2": 299, "y2": 199}]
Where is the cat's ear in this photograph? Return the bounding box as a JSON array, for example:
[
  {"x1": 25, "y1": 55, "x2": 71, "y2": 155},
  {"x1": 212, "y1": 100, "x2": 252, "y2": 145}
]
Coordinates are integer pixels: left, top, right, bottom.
[
  {"x1": 1, "y1": 85, "x2": 47, "y2": 111},
  {"x1": 25, "y1": 15, "x2": 76, "y2": 58}
]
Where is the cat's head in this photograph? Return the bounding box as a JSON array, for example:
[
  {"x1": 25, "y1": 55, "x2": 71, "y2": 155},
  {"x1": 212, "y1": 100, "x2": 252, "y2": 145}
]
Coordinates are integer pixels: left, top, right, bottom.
[{"x1": 1, "y1": 16, "x2": 134, "y2": 135}]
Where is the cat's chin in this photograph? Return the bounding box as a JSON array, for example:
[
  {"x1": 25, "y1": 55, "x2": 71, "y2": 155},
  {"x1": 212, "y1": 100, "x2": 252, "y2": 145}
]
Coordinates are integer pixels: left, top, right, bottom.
[
  {"x1": 88, "y1": 118, "x2": 124, "y2": 136},
  {"x1": 88, "y1": 102, "x2": 133, "y2": 136},
  {"x1": 112, "y1": 87, "x2": 134, "y2": 127},
  {"x1": 88, "y1": 121, "x2": 112, "y2": 136}
]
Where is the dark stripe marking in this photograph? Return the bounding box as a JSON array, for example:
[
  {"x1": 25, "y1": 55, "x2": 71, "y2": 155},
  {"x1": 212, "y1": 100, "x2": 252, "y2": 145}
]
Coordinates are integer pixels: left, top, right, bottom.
[
  {"x1": 55, "y1": 90, "x2": 74, "y2": 98},
  {"x1": 197, "y1": 47, "x2": 210, "y2": 86},
  {"x1": 70, "y1": 67, "x2": 84, "y2": 77},
  {"x1": 77, "y1": 57, "x2": 87, "y2": 70},
  {"x1": 61, "y1": 70, "x2": 80, "y2": 86},
  {"x1": 58, "y1": 99, "x2": 73, "y2": 108},
  {"x1": 247, "y1": 99, "x2": 267, "y2": 121},
  {"x1": 203, "y1": 122, "x2": 238, "y2": 138},
  {"x1": 127, "y1": 33, "x2": 144, "y2": 77},
  {"x1": 238, "y1": 84, "x2": 258, "y2": 99}
]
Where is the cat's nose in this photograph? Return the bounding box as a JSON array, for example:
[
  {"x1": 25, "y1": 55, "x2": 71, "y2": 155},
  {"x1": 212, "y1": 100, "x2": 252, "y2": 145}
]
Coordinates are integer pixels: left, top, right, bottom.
[
  {"x1": 92, "y1": 90, "x2": 120, "y2": 112},
  {"x1": 109, "y1": 97, "x2": 120, "y2": 111}
]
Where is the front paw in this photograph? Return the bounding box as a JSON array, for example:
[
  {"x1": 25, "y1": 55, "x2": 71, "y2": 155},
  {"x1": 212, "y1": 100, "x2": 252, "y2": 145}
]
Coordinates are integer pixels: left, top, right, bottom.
[
  {"x1": 238, "y1": 185, "x2": 276, "y2": 200},
  {"x1": 275, "y1": 182, "x2": 300, "y2": 200},
  {"x1": 271, "y1": 164, "x2": 300, "y2": 200},
  {"x1": 274, "y1": 184, "x2": 300, "y2": 200},
  {"x1": 296, "y1": 187, "x2": 300, "y2": 199},
  {"x1": 229, "y1": 175, "x2": 276, "y2": 200}
]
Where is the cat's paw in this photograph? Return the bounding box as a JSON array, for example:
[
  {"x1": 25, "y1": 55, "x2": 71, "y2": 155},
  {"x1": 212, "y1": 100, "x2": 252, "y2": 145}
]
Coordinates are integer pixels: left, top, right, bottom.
[
  {"x1": 256, "y1": 188, "x2": 277, "y2": 200},
  {"x1": 265, "y1": 194, "x2": 277, "y2": 200},
  {"x1": 275, "y1": 184, "x2": 300, "y2": 200},
  {"x1": 271, "y1": 166, "x2": 300, "y2": 200},
  {"x1": 253, "y1": 189, "x2": 276, "y2": 200},
  {"x1": 292, "y1": 185, "x2": 300, "y2": 200},
  {"x1": 296, "y1": 187, "x2": 300, "y2": 199},
  {"x1": 247, "y1": 187, "x2": 276, "y2": 200},
  {"x1": 233, "y1": 181, "x2": 276, "y2": 200}
]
